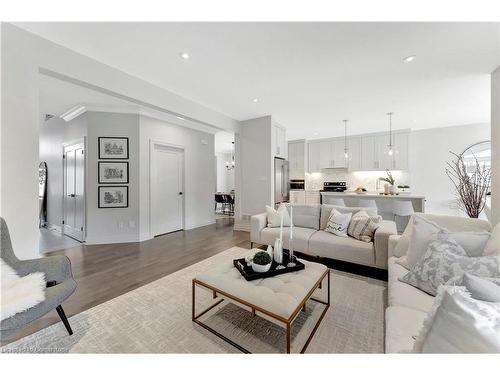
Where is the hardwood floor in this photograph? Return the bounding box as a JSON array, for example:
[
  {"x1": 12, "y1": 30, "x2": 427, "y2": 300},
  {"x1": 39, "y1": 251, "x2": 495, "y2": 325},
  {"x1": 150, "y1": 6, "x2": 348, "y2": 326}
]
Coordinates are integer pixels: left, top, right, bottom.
[{"x1": 2, "y1": 218, "x2": 250, "y2": 345}]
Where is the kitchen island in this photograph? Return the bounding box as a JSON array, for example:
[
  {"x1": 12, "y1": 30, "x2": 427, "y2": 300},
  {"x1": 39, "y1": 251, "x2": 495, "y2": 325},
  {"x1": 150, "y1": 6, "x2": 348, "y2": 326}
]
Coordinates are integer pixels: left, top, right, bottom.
[{"x1": 321, "y1": 191, "x2": 425, "y2": 220}]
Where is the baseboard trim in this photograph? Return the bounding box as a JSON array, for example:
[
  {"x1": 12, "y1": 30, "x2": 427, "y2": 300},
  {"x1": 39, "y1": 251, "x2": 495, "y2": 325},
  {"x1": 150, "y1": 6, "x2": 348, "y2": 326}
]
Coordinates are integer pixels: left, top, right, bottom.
[
  {"x1": 85, "y1": 236, "x2": 140, "y2": 245},
  {"x1": 184, "y1": 220, "x2": 216, "y2": 231},
  {"x1": 44, "y1": 223, "x2": 62, "y2": 233}
]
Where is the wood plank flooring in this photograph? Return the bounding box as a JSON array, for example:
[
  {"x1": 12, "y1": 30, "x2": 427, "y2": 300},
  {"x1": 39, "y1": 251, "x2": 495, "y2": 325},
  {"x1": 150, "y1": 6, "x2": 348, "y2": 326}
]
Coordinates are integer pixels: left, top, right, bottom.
[{"x1": 2, "y1": 218, "x2": 250, "y2": 345}]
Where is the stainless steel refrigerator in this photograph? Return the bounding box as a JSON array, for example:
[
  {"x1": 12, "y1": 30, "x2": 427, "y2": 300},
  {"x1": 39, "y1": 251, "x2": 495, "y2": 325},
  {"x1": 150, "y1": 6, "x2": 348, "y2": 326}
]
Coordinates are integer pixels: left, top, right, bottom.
[{"x1": 274, "y1": 157, "x2": 289, "y2": 206}]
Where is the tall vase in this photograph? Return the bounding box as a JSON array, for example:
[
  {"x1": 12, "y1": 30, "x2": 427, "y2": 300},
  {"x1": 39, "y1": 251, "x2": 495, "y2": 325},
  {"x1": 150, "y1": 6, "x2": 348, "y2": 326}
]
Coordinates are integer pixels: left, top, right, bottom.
[{"x1": 273, "y1": 238, "x2": 283, "y2": 265}]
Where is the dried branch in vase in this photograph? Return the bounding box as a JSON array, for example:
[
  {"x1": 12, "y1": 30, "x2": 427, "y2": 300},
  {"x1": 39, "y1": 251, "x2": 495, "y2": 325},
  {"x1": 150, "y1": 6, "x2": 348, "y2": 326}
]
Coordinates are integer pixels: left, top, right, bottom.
[{"x1": 445, "y1": 151, "x2": 491, "y2": 218}]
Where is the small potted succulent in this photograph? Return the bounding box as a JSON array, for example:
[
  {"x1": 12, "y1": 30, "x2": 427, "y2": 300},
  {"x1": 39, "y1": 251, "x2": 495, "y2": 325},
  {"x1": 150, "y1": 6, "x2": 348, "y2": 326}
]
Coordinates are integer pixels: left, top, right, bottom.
[{"x1": 251, "y1": 251, "x2": 272, "y2": 273}]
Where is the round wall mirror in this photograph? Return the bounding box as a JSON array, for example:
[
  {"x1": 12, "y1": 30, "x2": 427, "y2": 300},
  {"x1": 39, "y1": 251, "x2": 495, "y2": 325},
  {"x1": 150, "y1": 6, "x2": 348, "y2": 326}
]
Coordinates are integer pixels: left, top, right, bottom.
[{"x1": 461, "y1": 140, "x2": 491, "y2": 174}]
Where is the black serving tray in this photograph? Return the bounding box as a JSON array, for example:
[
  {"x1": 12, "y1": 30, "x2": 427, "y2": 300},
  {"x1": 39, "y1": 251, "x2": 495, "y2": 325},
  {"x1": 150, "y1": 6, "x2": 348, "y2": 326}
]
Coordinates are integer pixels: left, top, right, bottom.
[{"x1": 233, "y1": 253, "x2": 305, "y2": 281}]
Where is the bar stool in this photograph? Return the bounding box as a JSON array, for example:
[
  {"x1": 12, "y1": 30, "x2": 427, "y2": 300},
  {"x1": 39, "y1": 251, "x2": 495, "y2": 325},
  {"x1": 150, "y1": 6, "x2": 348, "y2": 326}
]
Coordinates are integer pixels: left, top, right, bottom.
[{"x1": 393, "y1": 200, "x2": 415, "y2": 234}]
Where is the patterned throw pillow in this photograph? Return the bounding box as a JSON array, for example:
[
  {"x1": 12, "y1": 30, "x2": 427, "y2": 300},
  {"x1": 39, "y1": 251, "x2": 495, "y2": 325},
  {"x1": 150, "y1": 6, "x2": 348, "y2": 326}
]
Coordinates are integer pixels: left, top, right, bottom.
[
  {"x1": 347, "y1": 211, "x2": 382, "y2": 243},
  {"x1": 325, "y1": 208, "x2": 352, "y2": 237},
  {"x1": 399, "y1": 232, "x2": 500, "y2": 296}
]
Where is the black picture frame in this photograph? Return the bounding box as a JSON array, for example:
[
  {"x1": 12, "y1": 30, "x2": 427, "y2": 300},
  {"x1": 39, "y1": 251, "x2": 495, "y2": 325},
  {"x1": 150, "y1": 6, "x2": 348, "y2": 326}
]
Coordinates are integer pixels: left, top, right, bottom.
[
  {"x1": 98, "y1": 161, "x2": 129, "y2": 184},
  {"x1": 98, "y1": 137, "x2": 129, "y2": 159},
  {"x1": 98, "y1": 186, "x2": 129, "y2": 208}
]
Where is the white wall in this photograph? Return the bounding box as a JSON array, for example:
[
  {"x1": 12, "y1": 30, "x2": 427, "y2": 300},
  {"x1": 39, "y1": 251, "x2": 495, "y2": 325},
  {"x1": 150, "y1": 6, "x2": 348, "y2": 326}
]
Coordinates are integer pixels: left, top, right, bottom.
[
  {"x1": 409, "y1": 123, "x2": 490, "y2": 216},
  {"x1": 216, "y1": 152, "x2": 235, "y2": 192},
  {"x1": 85, "y1": 112, "x2": 140, "y2": 244},
  {"x1": 235, "y1": 116, "x2": 273, "y2": 221},
  {"x1": 492, "y1": 66, "x2": 500, "y2": 225},
  {"x1": 139, "y1": 115, "x2": 215, "y2": 240},
  {"x1": 39, "y1": 115, "x2": 87, "y2": 229},
  {"x1": 1, "y1": 23, "x2": 237, "y2": 259}
]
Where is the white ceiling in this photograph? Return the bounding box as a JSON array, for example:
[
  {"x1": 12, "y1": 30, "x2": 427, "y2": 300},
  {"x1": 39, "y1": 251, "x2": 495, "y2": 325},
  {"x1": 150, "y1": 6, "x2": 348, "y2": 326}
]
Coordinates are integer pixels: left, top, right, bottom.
[{"x1": 21, "y1": 22, "x2": 499, "y2": 140}]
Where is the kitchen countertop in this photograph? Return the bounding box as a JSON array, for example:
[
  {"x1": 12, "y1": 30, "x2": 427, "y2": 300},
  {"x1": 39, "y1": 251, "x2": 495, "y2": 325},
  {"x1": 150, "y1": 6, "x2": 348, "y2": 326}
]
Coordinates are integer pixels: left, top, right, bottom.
[{"x1": 320, "y1": 191, "x2": 425, "y2": 199}]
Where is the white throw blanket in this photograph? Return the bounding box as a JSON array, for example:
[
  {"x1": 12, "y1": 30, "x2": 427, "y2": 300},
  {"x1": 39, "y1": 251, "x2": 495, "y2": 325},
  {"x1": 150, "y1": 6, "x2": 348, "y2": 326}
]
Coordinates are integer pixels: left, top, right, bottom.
[{"x1": 1, "y1": 259, "x2": 46, "y2": 321}]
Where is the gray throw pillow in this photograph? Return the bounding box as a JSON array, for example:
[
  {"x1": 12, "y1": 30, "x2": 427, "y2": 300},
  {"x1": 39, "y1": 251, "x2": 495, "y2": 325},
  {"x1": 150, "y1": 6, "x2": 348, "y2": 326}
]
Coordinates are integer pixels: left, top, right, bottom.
[{"x1": 399, "y1": 232, "x2": 500, "y2": 296}]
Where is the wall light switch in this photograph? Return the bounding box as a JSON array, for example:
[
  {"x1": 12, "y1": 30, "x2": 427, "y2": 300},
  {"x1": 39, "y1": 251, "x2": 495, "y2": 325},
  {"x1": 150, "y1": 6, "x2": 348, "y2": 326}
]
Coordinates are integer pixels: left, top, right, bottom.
[{"x1": 201, "y1": 139, "x2": 208, "y2": 145}]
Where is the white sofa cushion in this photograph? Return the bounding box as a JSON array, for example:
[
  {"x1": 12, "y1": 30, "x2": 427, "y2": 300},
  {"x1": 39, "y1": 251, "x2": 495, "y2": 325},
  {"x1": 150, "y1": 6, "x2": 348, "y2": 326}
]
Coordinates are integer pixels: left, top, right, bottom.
[
  {"x1": 385, "y1": 306, "x2": 427, "y2": 353},
  {"x1": 406, "y1": 216, "x2": 491, "y2": 268},
  {"x1": 308, "y1": 230, "x2": 375, "y2": 265},
  {"x1": 388, "y1": 256, "x2": 409, "y2": 285},
  {"x1": 394, "y1": 213, "x2": 492, "y2": 258},
  {"x1": 285, "y1": 204, "x2": 321, "y2": 230},
  {"x1": 389, "y1": 280, "x2": 435, "y2": 313},
  {"x1": 259, "y1": 226, "x2": 316, "y2": 252},
  {"x1": 484, "y1": 222, "x2": 500, "y2": 256}
]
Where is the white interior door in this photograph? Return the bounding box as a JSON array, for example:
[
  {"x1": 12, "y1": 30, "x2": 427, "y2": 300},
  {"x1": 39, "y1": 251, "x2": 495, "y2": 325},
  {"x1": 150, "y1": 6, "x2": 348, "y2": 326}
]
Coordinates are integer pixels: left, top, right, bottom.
[
  {"x1": 151, "y1": 143, "x2": 184, "y2": 236},
  {"x1": 63, "y1": 142, "x2": 85, "y2": 241}
]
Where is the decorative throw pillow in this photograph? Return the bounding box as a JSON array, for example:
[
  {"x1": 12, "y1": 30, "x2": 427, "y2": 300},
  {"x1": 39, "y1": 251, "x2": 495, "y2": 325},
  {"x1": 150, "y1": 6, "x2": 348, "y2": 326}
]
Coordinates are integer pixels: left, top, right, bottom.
[
  {"x1": 399, "y1": 232, "x2": 500, "y2": 296},
  {"x1": 324, "y1": 208, "x2": 352, "y2": 237},
  {"x1": 448, "y1": 273, "x2": 500, "y2": 302},
  {"x1": 406, "y1": 216, "x2": 491, "y2": 269},
  {"x1": 320, "y1": 205, "x2": 378, "y2": 230},
  {"x1": 483, "y1": 222, "x2": 500, "y2": 256},
  {"x1": 413, "y1": 285, "x2": 500, "y2": 353},
  {"x1": 347, "y1": 211, "x2": 382, "y2": 243},
  {"x1": 266, "y1": 204, "x2": 290, "y2": 227}
]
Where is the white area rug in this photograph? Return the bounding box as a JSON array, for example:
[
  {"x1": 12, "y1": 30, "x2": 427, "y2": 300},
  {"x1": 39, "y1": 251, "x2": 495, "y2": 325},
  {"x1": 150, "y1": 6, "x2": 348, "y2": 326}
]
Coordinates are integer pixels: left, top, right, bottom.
[{"x1": 2, "y1": 247, "x2": 387, "y2": 353}]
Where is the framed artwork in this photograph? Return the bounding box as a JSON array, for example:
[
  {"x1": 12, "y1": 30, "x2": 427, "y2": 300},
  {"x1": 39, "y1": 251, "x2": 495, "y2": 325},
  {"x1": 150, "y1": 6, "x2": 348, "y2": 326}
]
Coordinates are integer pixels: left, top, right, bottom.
[
  {"x1": 98, "y1": 137, "x2": 129, "y2": 159},
  {"x1": 98, "y1": 186, "x2": 128, "y2": 208},
  {"x1": 98, "y1": 161, "x2": 129, "y2": 184}
]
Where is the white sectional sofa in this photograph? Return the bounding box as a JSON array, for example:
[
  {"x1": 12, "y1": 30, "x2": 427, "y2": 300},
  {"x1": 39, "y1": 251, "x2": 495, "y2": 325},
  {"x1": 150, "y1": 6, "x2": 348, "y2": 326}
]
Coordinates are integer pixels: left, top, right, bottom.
[
  {"x1": 385, "y1": 213, "x2": 493, "y2": 353},
  {"x1": 251, "y1": 204, "x2": 397, "y2": 270}
]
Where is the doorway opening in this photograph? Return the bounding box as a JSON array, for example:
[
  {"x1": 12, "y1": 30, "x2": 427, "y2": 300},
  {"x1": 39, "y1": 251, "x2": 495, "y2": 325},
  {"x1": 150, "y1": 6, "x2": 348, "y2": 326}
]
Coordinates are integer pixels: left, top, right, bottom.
[{"x1": 215, "y1": 132, "x2": 235, "y2": 220}]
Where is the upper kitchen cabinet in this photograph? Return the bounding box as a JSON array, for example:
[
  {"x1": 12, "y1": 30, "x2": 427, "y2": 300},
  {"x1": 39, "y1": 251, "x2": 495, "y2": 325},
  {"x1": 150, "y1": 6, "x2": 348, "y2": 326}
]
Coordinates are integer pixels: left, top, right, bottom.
[
  {"x1": 361, "y1": 131, "x2": 410, "y2": 171},
  {"x1": 288, "y1": 140, "x2": 306, "y2": 179},
  {"x1": 332, "y1": 138, "x2": 348, "y2": 169},
  {"x1": 308, "y1": 141, "x2": 321, "y2": 172},
  {"x1": 319, "y1": 141, "x2": 333, "y2": 169},
  {"x1": 347, "y1": 136, "x2": 362, "y2": 171},
  {"x1": 273, "y1": 123, "x2": 287, "y2": 158}
]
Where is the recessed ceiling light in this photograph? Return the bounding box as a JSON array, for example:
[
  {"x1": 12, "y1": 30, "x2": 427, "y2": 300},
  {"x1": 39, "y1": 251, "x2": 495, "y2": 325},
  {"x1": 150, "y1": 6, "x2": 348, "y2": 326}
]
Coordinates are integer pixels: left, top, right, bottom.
[
  {"x1": 313, "y1": 132, "x2": 319, "y2": 136},
  {"x1": 402, "y1": 55, "x2": 416, "y2": 63},
  {"x1": 252, "y1": 98, "x2": 259, "y2": 103},
  {"x1": 176, "y1": 116, "x2": 184, "y2": 120},
  {"x1": 179, "y1": 52, "x2": 190, "y2": 60}
]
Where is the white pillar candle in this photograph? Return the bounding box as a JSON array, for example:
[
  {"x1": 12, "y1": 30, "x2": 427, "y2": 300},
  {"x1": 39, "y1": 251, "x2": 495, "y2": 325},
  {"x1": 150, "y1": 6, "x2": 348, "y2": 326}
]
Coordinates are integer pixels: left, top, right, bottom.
[
  {"x1": 279, "y1": 211, "x2": 283, "y2": 243},
  {"x1": 290, "y1": 206, "x2": 293, "y2": 240}
]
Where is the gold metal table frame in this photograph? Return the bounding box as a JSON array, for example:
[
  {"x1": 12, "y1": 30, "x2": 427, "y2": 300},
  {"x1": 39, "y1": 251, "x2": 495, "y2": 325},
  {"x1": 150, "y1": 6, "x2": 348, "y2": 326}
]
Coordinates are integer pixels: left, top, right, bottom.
[{"x1": 192, "y1": 268, "x2": 330, "y2": 354}]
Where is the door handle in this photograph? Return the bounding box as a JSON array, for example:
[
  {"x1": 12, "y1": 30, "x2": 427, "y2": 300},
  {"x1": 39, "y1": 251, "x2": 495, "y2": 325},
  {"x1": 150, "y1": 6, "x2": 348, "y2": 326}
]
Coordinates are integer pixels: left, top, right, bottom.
[
  {"x1": 178, "y1": 192, "x2": 183, "y2": 195},
  {"x1": 68, "y1": 194, "x2": 76, "y2": 197}
]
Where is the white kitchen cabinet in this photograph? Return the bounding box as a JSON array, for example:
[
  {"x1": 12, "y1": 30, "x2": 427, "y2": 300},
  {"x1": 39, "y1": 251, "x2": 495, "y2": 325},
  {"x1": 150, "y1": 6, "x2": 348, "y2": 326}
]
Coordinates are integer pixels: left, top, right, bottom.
[
  {"x1": 305, "y1": 190, "x2": 321, "y2": 205},
  {"x1": 307, "y1": 142, "x2": 321, "y2": 172},
  {"x1": 319, "y1": 141, "x2": 333, "y2": 169},
  {"x1": 361, "y1": 135, "x2": 377, "y2": 170},
  {"x1": 288, "y1": 141, "x2": 306, "y2": 179},
  {"x1": 273, "y1": 124, "x2": 287, "y2": 158},
  {"x1": 332, "y1": 138, "x2": 347, "y2": 168},
  {"x1": 289, "y1": 190, "x2": 306, "y2": 204},
  {"x1": 393, "y1": 132, "x2": 409, "y2": 170},
  {"x1": 347, "y1": 136, "x2": 362, "y2": 171}
]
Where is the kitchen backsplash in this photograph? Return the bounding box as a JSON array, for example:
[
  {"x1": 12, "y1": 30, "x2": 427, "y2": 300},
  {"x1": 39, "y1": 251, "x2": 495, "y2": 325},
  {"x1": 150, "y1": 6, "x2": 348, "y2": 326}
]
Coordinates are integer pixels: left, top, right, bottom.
[{"x1": 305, "y1": 170, "x2": 411, "y2": 191}]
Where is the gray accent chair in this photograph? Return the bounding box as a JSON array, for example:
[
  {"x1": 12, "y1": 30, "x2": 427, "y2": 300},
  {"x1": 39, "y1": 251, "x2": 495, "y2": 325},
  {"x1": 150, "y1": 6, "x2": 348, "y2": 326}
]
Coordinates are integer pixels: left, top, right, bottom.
[{"x1": 1, "y1": 217, "x2": 77, "y2": 338}]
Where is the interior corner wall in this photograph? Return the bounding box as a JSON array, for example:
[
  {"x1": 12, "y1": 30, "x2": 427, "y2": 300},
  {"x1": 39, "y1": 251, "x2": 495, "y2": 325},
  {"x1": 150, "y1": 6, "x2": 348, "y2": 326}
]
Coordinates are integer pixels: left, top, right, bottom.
[
  {"x1": 1, "y1": 24, "x2": 237, "y2": 258},
  {"x1": 139, "y1": 115, "x2": 215, "y2": 240},
  {"x1": 237, "y1": 116, "x2": 273, "y2": 219},
  {"x1": 409, "y1": 123, "x2": 491, "y2": 216},
  {"x1": 39, "y1": 115, "x2": 88, "y2": 230},
  {"x1": 85, "y1": 112, "x2": 140, "y2": 244},
  {"x1": 491, "y1": 66, "x2": 500, "y2": 225}
]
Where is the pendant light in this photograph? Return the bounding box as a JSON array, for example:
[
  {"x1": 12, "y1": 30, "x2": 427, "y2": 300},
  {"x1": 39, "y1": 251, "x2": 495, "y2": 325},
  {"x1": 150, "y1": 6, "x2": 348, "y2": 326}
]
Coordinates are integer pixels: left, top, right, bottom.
[
  {"x1": 225, "y1": 141, "x2": 235, "y2": 170},
  {"x1": 386, "y1": 112, "x2": 394, "y2": 156},
  {"x1": 343, "y1": 119, "x2": 349, "y2": 159}
]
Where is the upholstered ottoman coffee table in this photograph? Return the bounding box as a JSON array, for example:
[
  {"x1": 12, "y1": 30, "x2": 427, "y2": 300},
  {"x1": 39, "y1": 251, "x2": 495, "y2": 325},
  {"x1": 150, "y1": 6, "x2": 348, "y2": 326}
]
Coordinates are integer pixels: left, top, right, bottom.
[{"x1": 192, "y1": 249, "x2": 330, "y2": 353}]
